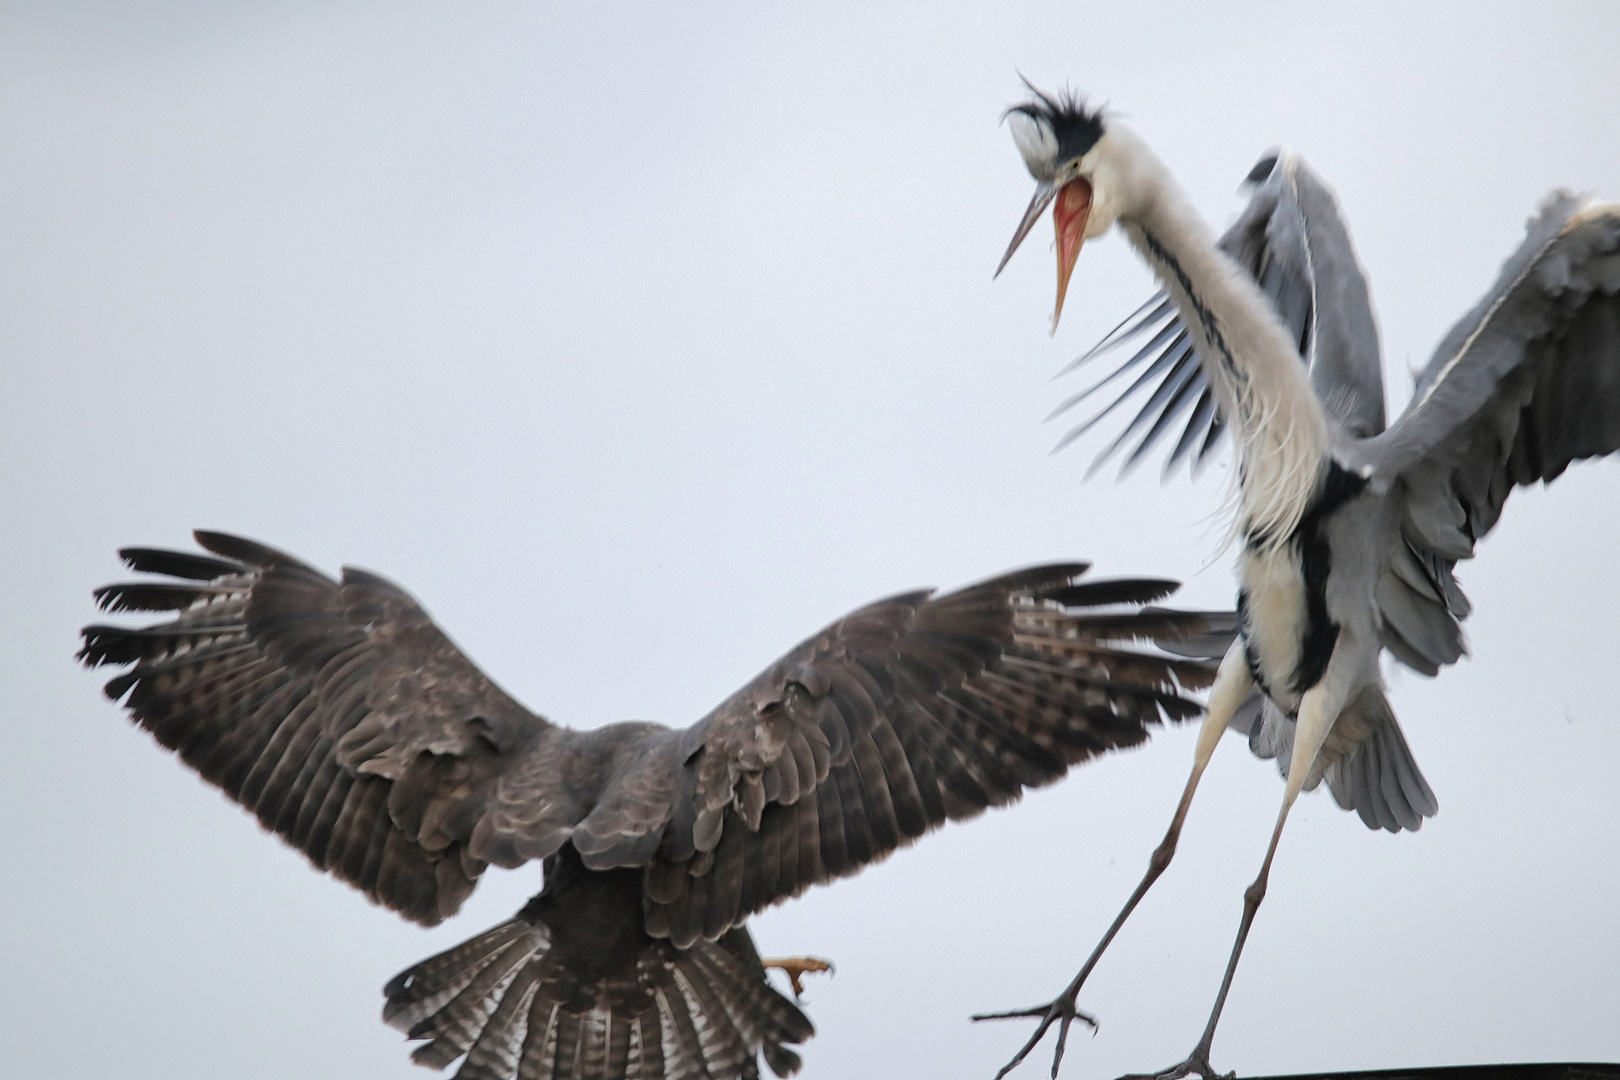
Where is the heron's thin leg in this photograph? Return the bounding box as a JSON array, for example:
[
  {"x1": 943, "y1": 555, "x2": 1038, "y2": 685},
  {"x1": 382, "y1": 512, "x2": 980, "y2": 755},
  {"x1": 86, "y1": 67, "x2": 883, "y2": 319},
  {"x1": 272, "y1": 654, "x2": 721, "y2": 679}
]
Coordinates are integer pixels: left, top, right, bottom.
[
  {"x1": 1124, "y1": 675, "x2": 1349, "y2": 1080},
  {"x1": 975, "y1": 643, "x2": 1254, "y2": 1080}
]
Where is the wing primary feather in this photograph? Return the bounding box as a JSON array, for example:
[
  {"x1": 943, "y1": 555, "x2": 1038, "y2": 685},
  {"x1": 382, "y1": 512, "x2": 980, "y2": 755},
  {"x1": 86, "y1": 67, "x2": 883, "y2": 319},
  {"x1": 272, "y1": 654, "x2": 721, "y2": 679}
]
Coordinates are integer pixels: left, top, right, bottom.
[
  {"x1": 1083, "y1": 345, "x2": 1202, "y2": 478},
  {"x1": 116, "y1": 546, "x2": 246, "y2": 580},
  {"x1": 1165, "y1": 387, "x2": 1219, "y2": 474},
  {"x1": 1117, "y1": 351, "x2": 1209, "y2": 475},
  {"x1": 1053, "y1": 331, "x2": 1190, "y2": 454},
  {"x1": 1055, "y1": 292, "x2": 1172, "y2": 376},
  {"x1": 1048, "y1": 316, "x2": 1183, "y2": 417}
]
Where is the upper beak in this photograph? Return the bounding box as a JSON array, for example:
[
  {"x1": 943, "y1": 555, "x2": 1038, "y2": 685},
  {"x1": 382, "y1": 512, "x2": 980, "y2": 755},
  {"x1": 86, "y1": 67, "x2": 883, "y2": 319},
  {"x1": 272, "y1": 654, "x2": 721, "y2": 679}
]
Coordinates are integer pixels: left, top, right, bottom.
[{"x1": 995, "y1": 180, "x2": 1057, "y2": 279}]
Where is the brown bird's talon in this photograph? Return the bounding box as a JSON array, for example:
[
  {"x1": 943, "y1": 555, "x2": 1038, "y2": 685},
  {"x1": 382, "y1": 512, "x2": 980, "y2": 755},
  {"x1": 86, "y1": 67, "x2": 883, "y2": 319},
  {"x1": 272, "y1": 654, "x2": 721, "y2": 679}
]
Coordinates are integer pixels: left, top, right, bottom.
[{"x1": 762, "y1": 956, "x2": 834, "y2": 998}]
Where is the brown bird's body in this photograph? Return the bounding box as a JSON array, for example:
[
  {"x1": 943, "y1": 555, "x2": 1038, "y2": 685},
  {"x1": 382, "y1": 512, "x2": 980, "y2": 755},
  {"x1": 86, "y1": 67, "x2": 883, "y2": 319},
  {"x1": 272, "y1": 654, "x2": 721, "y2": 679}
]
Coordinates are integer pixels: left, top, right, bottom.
[{"x1": 82, "y1": 530, "x2": 1219, "y2": 1080}]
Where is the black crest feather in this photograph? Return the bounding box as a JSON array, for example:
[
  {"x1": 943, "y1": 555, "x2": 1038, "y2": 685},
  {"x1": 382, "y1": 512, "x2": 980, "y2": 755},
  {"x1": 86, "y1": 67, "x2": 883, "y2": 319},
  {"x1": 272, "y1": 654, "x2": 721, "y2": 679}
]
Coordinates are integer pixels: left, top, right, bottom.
[{"x1": 1007, "y1": 80, "x2": 1105, "y2": 165}]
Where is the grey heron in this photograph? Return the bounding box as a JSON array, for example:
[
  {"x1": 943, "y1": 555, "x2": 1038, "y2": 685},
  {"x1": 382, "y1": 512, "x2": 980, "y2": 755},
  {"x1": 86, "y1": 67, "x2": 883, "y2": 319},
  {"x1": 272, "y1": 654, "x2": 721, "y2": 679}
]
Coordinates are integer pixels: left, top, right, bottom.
[
  {"x1": 982, "y1": 86, "x2": 1620, "y2": 1080},
  {"x1": 80, "y1": 530, "x2": 1218, "y2": 1080}
]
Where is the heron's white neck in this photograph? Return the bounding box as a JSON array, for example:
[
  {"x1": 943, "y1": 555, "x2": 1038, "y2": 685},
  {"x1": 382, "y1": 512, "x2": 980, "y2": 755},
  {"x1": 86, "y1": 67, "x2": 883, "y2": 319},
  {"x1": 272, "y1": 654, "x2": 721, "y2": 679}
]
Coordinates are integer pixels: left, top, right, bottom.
[{"x1": 1105, "y1": 127, "x2": 1329, "y2": 550}]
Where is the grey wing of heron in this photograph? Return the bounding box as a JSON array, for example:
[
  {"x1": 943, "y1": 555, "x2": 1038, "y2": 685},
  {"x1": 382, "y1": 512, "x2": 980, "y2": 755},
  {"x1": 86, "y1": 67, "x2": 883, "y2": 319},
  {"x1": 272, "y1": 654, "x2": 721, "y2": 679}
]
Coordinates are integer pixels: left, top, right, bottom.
[
  {"x1": 1055, "y1": 151, "x2": 1387, "y2": 475},
  {"x1": 1344, "y1": 196, "x2": 1620, "y2": 676}
]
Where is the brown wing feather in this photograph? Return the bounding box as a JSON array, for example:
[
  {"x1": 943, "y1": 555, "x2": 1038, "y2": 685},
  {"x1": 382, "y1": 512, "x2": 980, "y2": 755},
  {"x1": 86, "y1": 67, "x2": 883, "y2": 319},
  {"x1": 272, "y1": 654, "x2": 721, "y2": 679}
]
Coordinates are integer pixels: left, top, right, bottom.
[
  {"x1": 81, "y1": 531, "x2": 577, "y2": 925},
  {"x1": 84, "y1": 532, "x2": 750, "y2": 926},
  {"x1": 639, "y1": 566, "x2": 1220, "y2": 948},
  {"x1": 84, "y1": 535, "x2": 1214, "y2": 956}
]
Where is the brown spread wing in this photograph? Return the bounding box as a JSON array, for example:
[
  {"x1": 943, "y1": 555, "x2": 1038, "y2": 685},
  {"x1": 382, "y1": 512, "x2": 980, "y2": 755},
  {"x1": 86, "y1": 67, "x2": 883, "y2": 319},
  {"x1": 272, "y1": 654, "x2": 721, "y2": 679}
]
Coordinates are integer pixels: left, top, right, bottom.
[
  {"x1": 83, "y1": 535, "x2": 1214, "y2": 950},
  {"x1": 633, "y1": 565, "x2": 1218, "y2": 947},
  {"x1": 81, "y1": 531, "x2": 597, "y2": 925}
]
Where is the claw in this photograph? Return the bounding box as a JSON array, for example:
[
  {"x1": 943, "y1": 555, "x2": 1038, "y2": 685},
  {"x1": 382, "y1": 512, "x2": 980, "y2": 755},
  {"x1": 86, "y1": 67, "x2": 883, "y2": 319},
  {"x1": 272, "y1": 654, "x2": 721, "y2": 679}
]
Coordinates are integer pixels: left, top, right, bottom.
[
  {"x1": 1117, "y1": 1052, "x2": 1232, "y2": 1080},
  {"x1": 761, "y1": 955, "x2": 834, "y2": 999},
  {"x1": 971, "y1": 993, "x2": 1097, "y2": 1079}
]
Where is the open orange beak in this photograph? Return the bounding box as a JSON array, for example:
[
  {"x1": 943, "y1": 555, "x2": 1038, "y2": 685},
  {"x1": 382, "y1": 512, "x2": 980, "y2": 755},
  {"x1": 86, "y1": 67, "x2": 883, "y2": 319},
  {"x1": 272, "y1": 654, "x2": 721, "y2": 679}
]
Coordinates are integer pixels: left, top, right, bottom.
[
  {"x1": 1050, "y1": 178, "x2": 1092, "y2": 333},
  {"x1": 996, "y1": 177, "x2": 1093, "y2": 334}
]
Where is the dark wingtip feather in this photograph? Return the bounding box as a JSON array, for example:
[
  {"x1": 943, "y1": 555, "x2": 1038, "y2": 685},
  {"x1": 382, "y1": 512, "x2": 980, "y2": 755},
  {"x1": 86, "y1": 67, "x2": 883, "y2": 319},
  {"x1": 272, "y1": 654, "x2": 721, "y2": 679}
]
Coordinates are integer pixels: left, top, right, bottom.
[
  {"x1": 102, "y1": 671, "x2": 139, "y2": 701},
  {"x1": 1053, "y1": 294, "x2": 1171, "y2": 378},
  {"x1": 192, "y1": 530, "x2": 302, "y2": 569},
  {"x1": 1051, "y1": 317, "x2": 1181, "y2": 416},
  {"x1": 1140, "y1": 606, "x2": 1240, "y2": 659},
  {"x1": 1244, "y1": 150, "x2": 1281, "y2": 187},
  {"x1": 764, "y1": 1042, "x2": 804, "y2": 1077},
  {"x1": 1087, "y1": 342, "x2": 1200, "y2": 480},
  {"x1": 117, "y1": 547, "x2": 242, "y2": 581},
  {"x1": 1059, "y1": 333, "x2": 1194, "y2": 466},
  {"x1": 1045, "y1": 578, "x2": 1180, "y2": 609},
  {"x1": 1164, "y1": 388, "x2": 1218, "y2": 477},
  {"x1": 339, "y1": 565, "x2": 417, "y2": 602},
  {"x1": 94, "y1": 581, "x2": 214, "y2": 613},
  {"x1": 381, "y1": 968, "x2": 414, "y2": 1001},
  {"x1": 1196, "y1": 413, "x2": 1227, "y2": 467},
  {"x1": 954, "y1": 562, "x2": 1091, "y2": 598},
  {"x1": 1117, "y1": 354, "x2": 1205, "y2": 477},
  {"x1": 77, "y1": 624, "x2": 136, "y2": 667}
]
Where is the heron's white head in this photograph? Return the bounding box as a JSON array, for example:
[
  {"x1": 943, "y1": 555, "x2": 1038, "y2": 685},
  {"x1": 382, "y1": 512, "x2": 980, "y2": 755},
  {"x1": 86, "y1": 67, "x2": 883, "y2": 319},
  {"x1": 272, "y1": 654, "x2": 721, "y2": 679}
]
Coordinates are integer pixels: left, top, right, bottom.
[{"x1": 998, "y1": 86, "x2": 1148, "y2": 332}]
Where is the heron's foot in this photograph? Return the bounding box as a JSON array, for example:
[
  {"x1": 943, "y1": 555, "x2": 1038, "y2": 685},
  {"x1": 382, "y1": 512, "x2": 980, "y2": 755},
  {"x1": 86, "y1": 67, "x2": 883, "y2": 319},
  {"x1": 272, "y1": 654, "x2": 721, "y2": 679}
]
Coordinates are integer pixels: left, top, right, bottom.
[
  {"x1": 1116, "y1": 1047, "x2": 1233, "y2": 1080},
  {"x1": 761, "y1": 955, "x2": 834, "y2": 998},
  {"x1": 971, "y1": 986, "x2": 1098, "y2": 1080}
]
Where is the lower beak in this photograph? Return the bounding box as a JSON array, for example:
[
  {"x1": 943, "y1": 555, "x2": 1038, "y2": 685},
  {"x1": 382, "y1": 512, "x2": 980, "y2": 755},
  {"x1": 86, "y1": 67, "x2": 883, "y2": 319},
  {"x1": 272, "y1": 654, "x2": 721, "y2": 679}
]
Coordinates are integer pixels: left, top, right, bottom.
[
  {"x1": 1050, "y1": 177, "x2": 1092, "y2": 333},
  {"x1": 997, "y1": 177, "x2": 1095, "y2": 334}
]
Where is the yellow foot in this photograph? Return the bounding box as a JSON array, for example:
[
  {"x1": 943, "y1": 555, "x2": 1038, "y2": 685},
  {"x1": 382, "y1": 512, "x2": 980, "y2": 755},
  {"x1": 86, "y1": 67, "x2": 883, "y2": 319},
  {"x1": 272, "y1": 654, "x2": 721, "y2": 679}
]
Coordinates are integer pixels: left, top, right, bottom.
[{"x1": 761, "y1": 956, "x2": 834, "y2": 998}]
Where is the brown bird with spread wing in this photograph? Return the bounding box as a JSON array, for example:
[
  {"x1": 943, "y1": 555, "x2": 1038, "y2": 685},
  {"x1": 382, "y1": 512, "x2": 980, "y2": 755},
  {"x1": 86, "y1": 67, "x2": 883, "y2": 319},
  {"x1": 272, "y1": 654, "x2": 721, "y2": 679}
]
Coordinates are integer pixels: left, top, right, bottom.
[{"x1": 81, "y1": 530, "x2": 1219, "y2": 1080}]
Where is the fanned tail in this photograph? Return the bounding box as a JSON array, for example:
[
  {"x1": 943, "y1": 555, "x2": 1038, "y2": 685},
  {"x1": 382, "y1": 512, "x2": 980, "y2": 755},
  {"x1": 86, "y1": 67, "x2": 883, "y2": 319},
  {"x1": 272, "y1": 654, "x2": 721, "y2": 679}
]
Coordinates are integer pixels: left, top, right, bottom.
[
  {"x1": 385, "y1": 916, "x2": 812, "y2": 1080},
  {"x1": 1248, "y1": 685, "x2": 1438, "y2": 834}
]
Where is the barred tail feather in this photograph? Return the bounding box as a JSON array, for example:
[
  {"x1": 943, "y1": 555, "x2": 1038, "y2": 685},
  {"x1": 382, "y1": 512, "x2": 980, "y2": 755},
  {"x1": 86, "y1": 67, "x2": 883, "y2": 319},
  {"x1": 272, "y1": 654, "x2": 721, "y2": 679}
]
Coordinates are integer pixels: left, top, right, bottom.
[{"x1": 384, "y1": 917, "x2": 811, "y2": 1080}]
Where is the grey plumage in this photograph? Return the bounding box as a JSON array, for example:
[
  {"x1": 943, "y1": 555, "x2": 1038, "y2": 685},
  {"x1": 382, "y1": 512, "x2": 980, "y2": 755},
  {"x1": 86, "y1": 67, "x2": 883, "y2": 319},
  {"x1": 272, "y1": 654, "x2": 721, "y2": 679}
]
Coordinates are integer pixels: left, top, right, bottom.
[
  {"x1": 1054, "y1": 152, "x2": 1620, "y2": 820},
  {"x1": 1059, "y1": 151, "x2": 1387, "y2": 475},
  {"x1": 1246, "y1": 685, "x2": 1437, "y2": 833},
  {"x1": 82, "y1": 530, "x2": 1216, "y2": 1080},
  {"x1": 990, "y1": 90, "x2": 1620, "y2": 1080}
]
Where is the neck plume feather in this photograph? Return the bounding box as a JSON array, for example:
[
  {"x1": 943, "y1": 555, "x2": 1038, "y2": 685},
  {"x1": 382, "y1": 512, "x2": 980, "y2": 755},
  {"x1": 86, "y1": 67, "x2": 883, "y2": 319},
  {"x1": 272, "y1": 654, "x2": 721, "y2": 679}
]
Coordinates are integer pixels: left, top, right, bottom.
[{"x1": 1110, "y1": 129, "x2": 1330, "y2": 549}]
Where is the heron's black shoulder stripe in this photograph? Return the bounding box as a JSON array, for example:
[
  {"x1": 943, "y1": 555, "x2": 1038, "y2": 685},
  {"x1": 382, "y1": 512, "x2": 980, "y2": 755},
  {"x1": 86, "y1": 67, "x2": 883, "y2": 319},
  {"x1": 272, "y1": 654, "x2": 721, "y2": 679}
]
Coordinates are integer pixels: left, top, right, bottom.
[
  {"x1": 1139, "y1": 228, "x2": 1248, "y2": 397},
  {"x1": 1235, "y1": 588, "x2": 1273, "y2": 701},
  {"x1": 1291, "y1": 463, "x2": 1367, "y2": 696}
]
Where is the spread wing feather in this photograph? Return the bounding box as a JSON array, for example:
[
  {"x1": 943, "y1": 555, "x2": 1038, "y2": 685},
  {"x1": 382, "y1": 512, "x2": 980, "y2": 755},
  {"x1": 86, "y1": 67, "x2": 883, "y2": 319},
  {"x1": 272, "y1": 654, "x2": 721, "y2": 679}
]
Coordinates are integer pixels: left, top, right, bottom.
[
  {"x1": 641, "y1": 567, "x2": 1217, "y2": 948},
  {"x1": 82, "y1": 532, "x2": 703, "y2": 926},
  {"x1": 1364, "y1": 195, "x2": 1620, "y2": 504},
  {"x1": 84, "y1": 534, "x2": 1215, "y2": 948},
  {"x1": 1057, "y1": 151, "x2": 1386, "y2": 474},
  {"x1": 1354, "y1": 197, "x2": 1620, "y2": 674},
  {"x1": 80, "y1": 532, "x2": 529, "y2": 925}
]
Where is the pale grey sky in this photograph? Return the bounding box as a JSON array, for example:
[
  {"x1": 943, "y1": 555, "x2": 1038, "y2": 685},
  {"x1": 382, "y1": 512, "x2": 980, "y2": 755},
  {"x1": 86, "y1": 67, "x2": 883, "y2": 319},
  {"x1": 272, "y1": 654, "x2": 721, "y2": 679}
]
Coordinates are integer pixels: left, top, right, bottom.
[{"x1": 3, "y1": 3, "x2": 1617, "y2": 1079}]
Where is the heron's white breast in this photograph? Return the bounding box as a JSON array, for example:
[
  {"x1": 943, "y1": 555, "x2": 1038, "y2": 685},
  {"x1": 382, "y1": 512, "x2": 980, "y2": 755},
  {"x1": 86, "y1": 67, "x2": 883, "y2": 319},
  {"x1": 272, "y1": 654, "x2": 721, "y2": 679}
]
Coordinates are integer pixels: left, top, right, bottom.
[{"x1": 1237, "y1": 543, "x2": 1308, "y2": 710}]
